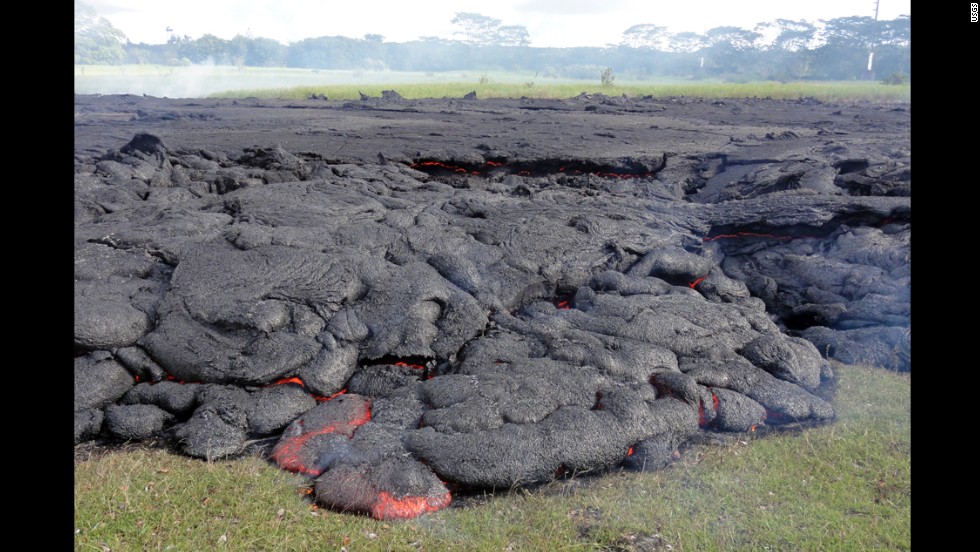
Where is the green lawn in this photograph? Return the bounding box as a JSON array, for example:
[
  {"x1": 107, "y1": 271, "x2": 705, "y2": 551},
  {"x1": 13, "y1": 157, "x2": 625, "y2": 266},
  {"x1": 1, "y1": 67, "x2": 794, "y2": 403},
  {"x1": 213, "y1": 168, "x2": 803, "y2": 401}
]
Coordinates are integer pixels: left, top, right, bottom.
[
  {"x1": 74, "y1": 65, "x2": 911, "y2": 103},
  {"x1": 74, "y1": 363, "x2": 910, "y2": 551}
]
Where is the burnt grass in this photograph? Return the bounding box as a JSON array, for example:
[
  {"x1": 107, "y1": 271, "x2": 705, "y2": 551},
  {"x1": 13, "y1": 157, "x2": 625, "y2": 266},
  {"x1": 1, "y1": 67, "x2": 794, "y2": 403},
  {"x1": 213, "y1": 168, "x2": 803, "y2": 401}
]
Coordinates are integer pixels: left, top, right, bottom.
[{"x1": 74, "y1": 92, "x2": 910, "y2": 520}]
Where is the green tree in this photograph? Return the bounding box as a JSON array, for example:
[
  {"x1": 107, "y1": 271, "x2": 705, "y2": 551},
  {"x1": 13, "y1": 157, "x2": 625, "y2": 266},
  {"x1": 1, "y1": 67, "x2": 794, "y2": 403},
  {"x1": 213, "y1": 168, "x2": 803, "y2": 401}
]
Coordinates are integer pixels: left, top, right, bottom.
[
  {"x1": 496, "y1": 25, "x2": 530, "y2": 47},
  {"x1": 451, "y1": 12, "x2": 502, "y2": 46},
  {"x1": 621, "y1": 24, "x2": 670, "y2": 50},
  {"x1": 451, "y1": 13, "x2": 531, "y2": 47},
  {"x1": 74, "y1": 1, "x2": 127, "y2": 64}
]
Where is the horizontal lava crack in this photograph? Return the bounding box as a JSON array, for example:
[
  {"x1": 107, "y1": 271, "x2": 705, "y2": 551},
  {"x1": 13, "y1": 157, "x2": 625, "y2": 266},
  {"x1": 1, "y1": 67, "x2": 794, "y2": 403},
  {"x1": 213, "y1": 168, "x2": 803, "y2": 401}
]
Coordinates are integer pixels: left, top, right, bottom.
[{"x1": 410, "y1": 156, "x2": 665, "y2": 179}]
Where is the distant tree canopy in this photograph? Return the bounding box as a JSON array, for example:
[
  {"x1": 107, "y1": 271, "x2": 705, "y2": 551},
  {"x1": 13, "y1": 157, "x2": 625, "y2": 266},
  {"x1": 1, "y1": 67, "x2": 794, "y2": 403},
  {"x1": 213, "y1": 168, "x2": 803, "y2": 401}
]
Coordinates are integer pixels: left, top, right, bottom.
[
  {"x1": 451, "y1": 13, "x2": 530, "y2": 47},
  {"x1": 75, "y1": 7, "x2": 909, "y2": 83},
  {"x1": 74, "y1": 1, "x2": 127, "y2": 64}
]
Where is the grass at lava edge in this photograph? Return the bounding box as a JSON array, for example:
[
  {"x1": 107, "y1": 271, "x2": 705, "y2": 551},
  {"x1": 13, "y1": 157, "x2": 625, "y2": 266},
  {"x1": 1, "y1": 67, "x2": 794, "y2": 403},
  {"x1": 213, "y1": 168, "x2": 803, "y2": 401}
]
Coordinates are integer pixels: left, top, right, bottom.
[
  {"x1": 73, "y1": 363, "x2": 910, "y2": 551},
  {"x1": 74, "y1": 65, "x2": 910, "y2": 103},
  {"x1": 210, "y1": 80, "x2": 910, "y2": 103}
]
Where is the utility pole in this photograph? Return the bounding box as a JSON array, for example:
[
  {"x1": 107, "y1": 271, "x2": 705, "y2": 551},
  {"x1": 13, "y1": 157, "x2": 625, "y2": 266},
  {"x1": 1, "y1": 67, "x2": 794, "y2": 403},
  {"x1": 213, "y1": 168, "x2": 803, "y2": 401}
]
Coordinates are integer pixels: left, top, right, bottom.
[{"x1": 866, "y1": 0, "x2": 880, "y2": 79}]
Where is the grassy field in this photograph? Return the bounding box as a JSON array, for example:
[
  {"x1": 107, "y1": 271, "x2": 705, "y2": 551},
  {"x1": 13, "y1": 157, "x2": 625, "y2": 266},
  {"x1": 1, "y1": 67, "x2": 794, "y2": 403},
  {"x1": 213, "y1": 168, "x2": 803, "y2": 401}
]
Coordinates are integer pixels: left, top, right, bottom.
[
  {"x1": 74, "y1": 65, "x2": 911, "y2": 103},
  {"x1": 74, "y1": 363, "x2": 910, "y2": 551},
  {"x1": 212, "y1": 80, "x2": 911, "y2": 103}
]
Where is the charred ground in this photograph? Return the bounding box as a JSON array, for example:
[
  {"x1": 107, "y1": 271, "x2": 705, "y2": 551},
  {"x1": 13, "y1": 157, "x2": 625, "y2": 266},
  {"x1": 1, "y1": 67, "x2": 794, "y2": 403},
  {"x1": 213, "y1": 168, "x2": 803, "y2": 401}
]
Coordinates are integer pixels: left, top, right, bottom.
[{"x1": 74, "y1": 92, "x2": 910, "y2": 519}]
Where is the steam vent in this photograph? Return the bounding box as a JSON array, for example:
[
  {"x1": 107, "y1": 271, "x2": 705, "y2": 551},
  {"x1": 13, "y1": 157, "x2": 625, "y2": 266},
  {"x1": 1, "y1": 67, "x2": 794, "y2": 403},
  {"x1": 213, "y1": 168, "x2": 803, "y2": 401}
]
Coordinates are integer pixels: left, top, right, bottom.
[{"x1": 74, "y1": 93, "x2": 910, "y2": 520}]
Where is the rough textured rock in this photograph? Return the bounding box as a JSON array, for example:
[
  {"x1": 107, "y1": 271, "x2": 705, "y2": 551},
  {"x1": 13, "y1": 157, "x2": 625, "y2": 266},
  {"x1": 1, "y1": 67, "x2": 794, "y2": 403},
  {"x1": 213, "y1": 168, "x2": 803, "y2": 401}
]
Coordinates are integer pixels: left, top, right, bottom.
[{"x1": 74, "y1": 94, "x2": 909, "y2": 519}]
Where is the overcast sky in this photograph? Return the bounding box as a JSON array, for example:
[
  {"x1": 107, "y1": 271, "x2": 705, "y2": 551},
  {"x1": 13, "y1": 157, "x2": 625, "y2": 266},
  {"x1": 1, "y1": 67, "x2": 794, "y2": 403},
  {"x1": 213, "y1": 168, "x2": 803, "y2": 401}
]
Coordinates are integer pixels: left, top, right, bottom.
[{"x1": 86, "y1": 0, "x2": 911, "y2": 48}]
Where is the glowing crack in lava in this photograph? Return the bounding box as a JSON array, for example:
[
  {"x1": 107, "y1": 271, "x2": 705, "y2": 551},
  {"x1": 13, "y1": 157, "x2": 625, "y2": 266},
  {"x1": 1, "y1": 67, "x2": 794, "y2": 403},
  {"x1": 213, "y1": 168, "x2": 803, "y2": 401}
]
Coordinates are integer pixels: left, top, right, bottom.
[
  {"x1": 698, "y1": 393, "x2": 720, "y2": 428},
  {"x1": 703, "y1": 232, "x2": 795, "y2": 242},
  {"x1": 266, "y1": 376, "x2": 347, "y2": 403},
  {"x1": 688, "y1": 276, "x2": 706, "y2": 289},
  {"x1": 410, "y1": 160, "x2": 655, "y2": 179},
  {"x1": 410, "y1": 161, "x2": 478, "y2": 174},
  {"x1": 763, "y1": 408, "x2": 794, "y2": 424},
  {"x1": 271, "y1": 396, "x2": 372, "y2": 475}
]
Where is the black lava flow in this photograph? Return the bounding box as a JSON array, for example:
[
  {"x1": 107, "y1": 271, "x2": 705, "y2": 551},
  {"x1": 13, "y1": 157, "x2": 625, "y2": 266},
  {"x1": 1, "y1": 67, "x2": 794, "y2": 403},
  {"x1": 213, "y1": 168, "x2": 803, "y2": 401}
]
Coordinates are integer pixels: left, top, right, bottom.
[{"x1": 75, "y1": 105, "x2": 910, "y2": 520}]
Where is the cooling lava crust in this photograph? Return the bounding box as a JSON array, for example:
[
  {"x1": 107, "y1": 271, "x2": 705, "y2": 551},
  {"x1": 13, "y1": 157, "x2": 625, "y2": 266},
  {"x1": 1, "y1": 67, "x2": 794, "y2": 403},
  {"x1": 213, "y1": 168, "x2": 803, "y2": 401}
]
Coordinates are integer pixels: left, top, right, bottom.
[{"x1": 74, "y1": 92, "x2": 910, "y2": 519}]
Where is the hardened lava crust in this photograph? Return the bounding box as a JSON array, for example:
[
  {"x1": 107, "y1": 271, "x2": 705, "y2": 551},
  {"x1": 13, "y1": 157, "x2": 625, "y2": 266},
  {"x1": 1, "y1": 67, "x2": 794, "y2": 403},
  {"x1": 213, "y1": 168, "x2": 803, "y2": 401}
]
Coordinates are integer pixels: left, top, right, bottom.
[{"x1": 74, "y1": 92, "x2": 909, "y2": 519}]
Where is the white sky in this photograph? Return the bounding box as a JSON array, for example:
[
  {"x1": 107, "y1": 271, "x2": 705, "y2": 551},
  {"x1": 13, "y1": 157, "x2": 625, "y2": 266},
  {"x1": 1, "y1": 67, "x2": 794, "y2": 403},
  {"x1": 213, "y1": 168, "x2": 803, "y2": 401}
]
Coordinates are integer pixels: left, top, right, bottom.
[{"x1": 85, "y1": 0, "x2": 911, "y2": 48}]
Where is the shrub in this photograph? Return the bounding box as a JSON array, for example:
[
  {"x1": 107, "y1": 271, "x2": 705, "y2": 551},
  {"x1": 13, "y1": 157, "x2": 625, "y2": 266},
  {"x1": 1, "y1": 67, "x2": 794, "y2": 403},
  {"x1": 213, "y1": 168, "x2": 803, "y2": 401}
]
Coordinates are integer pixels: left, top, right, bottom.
[{"x1": 601, "y1": 67, "x2": 615, "y2": 86}]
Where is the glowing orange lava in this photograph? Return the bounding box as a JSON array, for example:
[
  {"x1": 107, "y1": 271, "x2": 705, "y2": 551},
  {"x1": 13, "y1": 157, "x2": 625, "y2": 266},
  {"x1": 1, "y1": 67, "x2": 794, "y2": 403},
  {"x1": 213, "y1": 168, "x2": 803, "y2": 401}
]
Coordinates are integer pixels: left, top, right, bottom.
[
  {"x1": 394, "y1": 361, "x2": 426, "y2": 370},
  {"x1": 698, "y1": 393, "x2": 720, "y2": 428},
  {"x1": 688, "y1": 276, "x2": 706, "y2": 289},
  {"x1": 315, "y1": 389, "x2": 347, "y2": 402},
  {"x1": 271, "y1": 401, "x2": 372, "y2": 475},
  {"x1": 411, "y1": 161, "x2": 468, "y2": 173},
  {"x1": 270, "y1": 377, "x2": 304, "y2": 386},
  {"x1": 371, "y1": 491, "x2": 452, "y2": 520},
  {"x1": 262, "y1": 376, "x2": 346, "y2": 403}
]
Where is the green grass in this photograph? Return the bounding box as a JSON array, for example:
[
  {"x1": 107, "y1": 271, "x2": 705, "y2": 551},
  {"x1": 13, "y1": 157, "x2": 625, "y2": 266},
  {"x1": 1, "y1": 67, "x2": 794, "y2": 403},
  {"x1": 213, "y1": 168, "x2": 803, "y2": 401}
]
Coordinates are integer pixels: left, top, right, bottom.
[
  {"x1": 74, "y1": 364, "x2": 910, "y2": 551},
  {"x1": 74, "y1": 65, "x2": 910, "y2": 103},
  {"x1": 212, "y1": 80, "x2": 910, "y2": 103}
]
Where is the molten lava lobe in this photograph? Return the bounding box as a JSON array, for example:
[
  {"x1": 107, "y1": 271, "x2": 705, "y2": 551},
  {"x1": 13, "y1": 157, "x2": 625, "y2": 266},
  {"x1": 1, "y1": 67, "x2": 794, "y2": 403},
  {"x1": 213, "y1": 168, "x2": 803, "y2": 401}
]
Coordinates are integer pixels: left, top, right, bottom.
[
  {"x1": 271, "y1": 394, "x2": 372, "y2": 476},
  {"x1": 139, "y1": 244, "x2": 356, "y2": 386},
  {"x1": 121, "y1": 381, "x2": 201, "y2": 416},
  {"x1": 740, "y1": 335, "x2": 825, "y2": 390},
  {"x1": 622, "y1": 433, "x2": 683, "y2": 472},
  {"x1": 249, "y1": 384, "x2": 318, "y2": 435},
  {"x1": 74, "y1": 408, "x2": 104, "y2": 444},
  {"x1": 298, "y1": 340, "x2": 359, "y2": 398},
  {"x1": 74, "y1": 352, "x2": 136, "y2": 413},
  {"x1": 627, "y1": 247, "x2": 715, "y2": 287},
  {"x1": 346, "y1": 364, "x2": 427, "y2": 398},
  {"x1": 708, "y1": 388, "x2": 766, "y2": 432},
  {"x1": 313, "y1": 457, "x2": 451, "y2": 520},
  {"x1": 114, "y1": 346, "x2": 168, "y2": 383},
  {"x1": 175, "y1": 385, "x2": 255, "y2": 460},
  {"x1": 104, "y1": 404, "x2": 175, "y2": 440}
]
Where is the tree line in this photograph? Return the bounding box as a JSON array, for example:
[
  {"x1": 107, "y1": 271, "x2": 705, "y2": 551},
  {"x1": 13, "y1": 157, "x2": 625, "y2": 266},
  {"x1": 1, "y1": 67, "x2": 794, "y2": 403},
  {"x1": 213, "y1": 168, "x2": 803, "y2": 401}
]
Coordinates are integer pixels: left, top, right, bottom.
[{"x1": 75, "y1": 4, "x2": 910, "y2": 83}]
